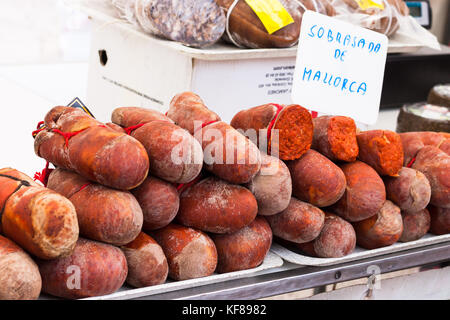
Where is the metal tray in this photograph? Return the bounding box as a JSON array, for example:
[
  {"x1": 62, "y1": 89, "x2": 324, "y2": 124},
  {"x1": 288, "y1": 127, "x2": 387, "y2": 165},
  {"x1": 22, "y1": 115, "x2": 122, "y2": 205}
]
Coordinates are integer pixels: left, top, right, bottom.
[
  {"x1": 271, "y1": 233, "x2": 450, "y2": 267},
  {"x1": 78, "y1": 252, "x2": 283, "y2": 300}
]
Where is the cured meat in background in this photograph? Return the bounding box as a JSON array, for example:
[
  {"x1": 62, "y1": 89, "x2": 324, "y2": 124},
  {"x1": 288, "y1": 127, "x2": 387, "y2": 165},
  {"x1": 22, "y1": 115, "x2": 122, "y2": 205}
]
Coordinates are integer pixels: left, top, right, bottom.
[
  {"x1": 412, "y1": 146, "x2": 450, "y2": 208},
  {"x1": 216, "y1": 0, "x2": 335, "y2": 48},
  {"x1": 331, "y1": 0, "x2": 409, "y2": 37},
  {"x1": 399, "y1": 132, "x2": 449, "y2": 166},
  {"x1": 134, "y1": 0, "x2": 226, "y2": 47},
  {"x1": 428, "y1": 84, "x2": 450, "y2": 108}
]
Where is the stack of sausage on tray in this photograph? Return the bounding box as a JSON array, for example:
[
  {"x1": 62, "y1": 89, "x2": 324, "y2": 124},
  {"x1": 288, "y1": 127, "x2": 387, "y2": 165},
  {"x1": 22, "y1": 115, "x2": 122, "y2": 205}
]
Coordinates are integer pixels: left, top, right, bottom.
[{"x1": 1, "y1": 91, "x2": 449, "y2": 300}]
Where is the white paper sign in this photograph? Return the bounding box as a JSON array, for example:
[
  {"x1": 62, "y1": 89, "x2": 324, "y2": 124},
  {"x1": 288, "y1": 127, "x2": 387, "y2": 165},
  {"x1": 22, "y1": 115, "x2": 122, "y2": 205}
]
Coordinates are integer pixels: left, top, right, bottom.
[{"x1": 291, "y1": 10, "x2": 388, "y2": 125}]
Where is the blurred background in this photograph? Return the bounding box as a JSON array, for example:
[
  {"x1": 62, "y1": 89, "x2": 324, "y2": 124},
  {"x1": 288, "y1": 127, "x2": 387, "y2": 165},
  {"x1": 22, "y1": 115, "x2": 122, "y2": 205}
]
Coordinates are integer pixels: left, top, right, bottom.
[
  {"x1": 1, "y1": 0, "x2": 91, "y2": 64},
  {"x1": 0, "y1": 0, "x2": 448, "y2": 176}
]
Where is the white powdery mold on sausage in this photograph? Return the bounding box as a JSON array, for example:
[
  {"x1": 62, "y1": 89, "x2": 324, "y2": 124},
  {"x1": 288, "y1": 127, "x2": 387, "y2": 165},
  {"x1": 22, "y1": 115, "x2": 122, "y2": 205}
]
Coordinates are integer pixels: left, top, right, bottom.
[
  {"x1": 80, "y1": 185, "x2": 143, "y2": 245},
  {"x1": 121, "y1": 242, "x2": 168, "y2": 287},
  {"x1": 61, "y1": 239, "x2": 128, "y2": 296},
  {"x1": 94, "y1": 134, "x2": 148, "y2": 187},
  {"x1": 313, "y1": 215, "x2": 356, "y2": 258},
  {"x1": 175, "y1": 133, "x2": 204, "y2": 182},
  {"x1": 267, "y1": 199, "x2": 325, "y2": 243},
  {"x1": 144, "y1": 243, "x2": 167, "y2": 267},
  {"x1": 35, "y1": 130, "x2": 72, "y2": 169},
  {"x1": 408, "y1": 170, "x2": 431, "y2": 211},
  {"x1": 400, "y1": 209, "x2": 431, "y2": 242},
  {"x1": 173, "y1": 234, "x2": 217, "y2": 280},
  {"x1": 122, "y1": 244, "x2": 159, "y2": 270},
  {"x1": 0, "y1": 250, "x2": 42, "y2": 300},
  {"x1": 142, "y1": 189, "x2": 178, "y2": 222},
  {"x1": 412, "y1": 146, "x2": 450, "y2": 208},
  {"x1": 153, "y1": 125, "x2": 202, "y2": 183},
  {"x1": 374, "y1": 201, "x2": 403, "y2": 236},
  {"x1": 186, "y1": 178, "x2": 233, "y2": 210},
  {"x1": 33, "y1": 130, "x2": 52, "y2": 156},
  {"x1": 58, "y1": 109, "x2": 99, "y2": 132},
  {"x1": 246, "y1": 154, "x2": 292, "y2": 216},
  {"x1": 237, "y1": 222, "x2": 272, "y2": 244}
]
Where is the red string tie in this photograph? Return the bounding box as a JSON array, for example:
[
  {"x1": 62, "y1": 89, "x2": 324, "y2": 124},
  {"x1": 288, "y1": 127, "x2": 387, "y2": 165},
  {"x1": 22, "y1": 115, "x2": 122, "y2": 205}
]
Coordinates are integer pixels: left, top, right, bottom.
[
  {"x1": 33, "y1": 161, "x2": 54, "y2": 187},
  {"x1": 78, "y1": 183, "x2": 91, "y2": 192},
  {"x1": 176, "y1": 175, "x2": 202, "y2": 194},
  {"x1": 124, "y1": 123, "x2": 146, "y2": 135},
  {"x1": 406, "y1": 157, "x2": 416, "y2": 168},
  {"x1": 32, "y1": 121, "x2": 107, "y2": 146},
  {"x1": 32, "y1": 121, "x2": 46, "y2": 137},
  {"x1": 52, "y1": 128, "x2": 88, "y2": 147},
  {"x1": 193, "y1": 120, "x2": 220, "y2": 136},
  {"x1": 36, "y1": 121, "x2": 44, "y2": 129}
]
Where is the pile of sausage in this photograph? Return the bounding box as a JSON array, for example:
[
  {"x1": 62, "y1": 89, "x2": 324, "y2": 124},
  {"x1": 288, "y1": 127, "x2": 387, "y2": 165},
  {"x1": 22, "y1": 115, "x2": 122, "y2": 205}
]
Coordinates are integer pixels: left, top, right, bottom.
[{"x1": 1, "y1": 92, "x2": 449, "y2": 300}]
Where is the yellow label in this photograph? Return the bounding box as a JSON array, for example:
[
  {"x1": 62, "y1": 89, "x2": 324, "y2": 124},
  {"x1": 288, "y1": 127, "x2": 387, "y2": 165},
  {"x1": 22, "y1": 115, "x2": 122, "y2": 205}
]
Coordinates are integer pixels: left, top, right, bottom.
[
  {"x1": 244, "y1": 0, "x2": 295, "y2": 35},
  {"x1": 354, "y1": 0, "x2": 385, "y2": 10}
]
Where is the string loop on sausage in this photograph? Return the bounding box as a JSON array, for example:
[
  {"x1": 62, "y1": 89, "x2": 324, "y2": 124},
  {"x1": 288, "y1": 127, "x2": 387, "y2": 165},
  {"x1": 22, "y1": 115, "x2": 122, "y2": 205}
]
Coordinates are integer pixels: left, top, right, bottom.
[
  {"x1": 193, "y1": 120, "x2": 220, "y2": 136},
  {"x1": 406, "y1": 157, "x2": 416, "y2": 168},
  {"x1": 33, "y1": 121, "x2": 107, "y2": 147},
  {"x1": 124, "y1": 123, "x2": 146, "y2": 135},
  {"x1": 33, "y1": 161, "x2": 53, "y2": 187},
  {"x1": 176, "y1": 175, "x2": 203, "y2": 195}
]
